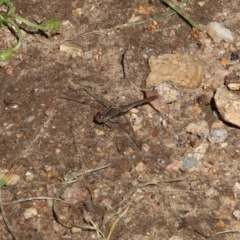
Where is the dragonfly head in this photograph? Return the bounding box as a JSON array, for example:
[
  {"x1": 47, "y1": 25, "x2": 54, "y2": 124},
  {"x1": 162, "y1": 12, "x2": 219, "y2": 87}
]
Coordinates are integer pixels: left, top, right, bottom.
[{"x1": 94, "y1": 112, "x2": 106, "y2": 124}]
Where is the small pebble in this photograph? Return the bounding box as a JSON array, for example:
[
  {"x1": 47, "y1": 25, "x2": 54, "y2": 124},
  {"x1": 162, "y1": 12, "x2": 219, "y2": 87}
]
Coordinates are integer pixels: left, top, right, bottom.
[
  {"x1": 135, "y1": 161, "x2": 146, "y2": 172},
  {"x1": 25, "y1": 115, "x2": 35, "y2": 123},
  {"x1": 23, "y1": 207, "x2": 38, "y2": 219},
  {"x1": 187, "y1": 105, "x2": 202, "y2": 116},
  {"x1": 205, "y1": 187, "x2": 218, "y2": 197},
  {"x1": 165, "y1": 160, "x2": 181, "y2": 172},
  {"x1": 208, "y1": 128, "x2": 228, "y2": 143},
  {"x1": 123, "y1": 147, "x2": 133, "y2": 156},
  {"x1": 43, "y1": 165, "x2": 53, "y2": 172},
  {"x1": 220, "y1": 142, "x2": 228, "y2": 148},
  {"x1": 233, "y1": 210, "x2": 240, "y2": 220},
  {"x1": 25, "y1": 171, "x2": 34, "y2": 181},
  {"x1": 44, "y1": 108, "x2": 55, "y2": 117},
  {"x1": 95, "y1": 129, "x2": 105, "y2": 136},
  {"x1": 198, "y1": 1, "x2": 205, "y2": 7},
  {"x1": 55, "y1": 148, "x2": 61, "y2": 154},
  {"x1": 142, "y1": 143, "x2": 150, "y2": 152},
  {"x1": 123, "y1": 217, "x2": 132, "y2": 224},
  {"x1": 235, "y1": 182, "x2": 240, "y2": 191},
  {"x1": 230, "y1": 52, "x2": 239, "y2": 61},
  {"x1": 62, "y1": 20, "x2": 70, "y2": 26},
  {"x1": 204, "y1": 73, "x2": 211, "y2": 79},
  {"x1": 71, "y1": 227, "x2": 82, "y2": 233},
  {"x1": 186, "y1": 120, "x2": 209, "y2": 138},
  {"x1": 84, "y1": 51, "x2": 93, "y2": 59},
  {"x1": 131, "y1": 113, "x2": 142, "y2": 125},
  {"x1": 179, "y1": 157, "x2": 198, "y2": 172}
]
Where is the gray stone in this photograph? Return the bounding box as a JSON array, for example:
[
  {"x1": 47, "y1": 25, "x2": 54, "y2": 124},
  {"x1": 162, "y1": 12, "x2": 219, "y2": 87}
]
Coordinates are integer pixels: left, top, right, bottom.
[
  {"x1": 179, "y1": 157, "x2": 198, "y2": 172},
  {"x1": 208, "y1": 128, "x2": 228, "y2": 143}
]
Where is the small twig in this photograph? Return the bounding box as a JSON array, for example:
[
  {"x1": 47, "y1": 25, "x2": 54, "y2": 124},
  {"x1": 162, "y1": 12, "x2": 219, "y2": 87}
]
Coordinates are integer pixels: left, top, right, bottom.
[
  {"x1": 195, "y1": 229, "x2": 240, "y2": 238},
  {"x1": 106, "y1": 204, "x2": 131, "y2": 240},
  {"x1": 213, "y1": 230, "x2": 240, "y2": 236},
  {"x1": 0, "y1": 188, "x2": 18, "y2": 240},
  {"x1": 63, "y1": 11, "x2": 176, "y2": 41},
  {"x1": 121, "y1": 49, "x2": 129, "y2": 80},
  {"x1": 62, "y1": 164, "x2": 110, "y2": 184},
  {"x1": 3, "y1": 196, "x2": 69, "y2": 206},
  {"x1": 121, "y1": 49, "x2": 150, "y2": 92},
  {"x1": 82, "y1": 208, "x2": 105, "y2": 238}
]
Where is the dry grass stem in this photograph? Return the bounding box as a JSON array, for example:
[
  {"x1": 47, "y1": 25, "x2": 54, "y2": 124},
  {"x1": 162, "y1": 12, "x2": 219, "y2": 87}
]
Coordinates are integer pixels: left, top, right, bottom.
[{"x1": 0, "y1": 188, "x2": 18, "y2": 240}]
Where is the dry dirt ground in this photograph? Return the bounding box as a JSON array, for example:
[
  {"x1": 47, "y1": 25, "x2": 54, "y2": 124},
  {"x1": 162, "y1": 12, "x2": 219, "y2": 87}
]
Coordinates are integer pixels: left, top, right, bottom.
[{"x1": 1, "y1": 0, "x2": 240, "y2": 239}]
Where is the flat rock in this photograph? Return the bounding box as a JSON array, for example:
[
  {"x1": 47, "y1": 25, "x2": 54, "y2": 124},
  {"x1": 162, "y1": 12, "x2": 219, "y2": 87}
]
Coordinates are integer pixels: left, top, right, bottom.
[
  {"x1": 214, "y1": 87, "x2": 240, "y2": 127},
  {"x1": 146, "y1": 53, "x2": 205, "y2": 89}
]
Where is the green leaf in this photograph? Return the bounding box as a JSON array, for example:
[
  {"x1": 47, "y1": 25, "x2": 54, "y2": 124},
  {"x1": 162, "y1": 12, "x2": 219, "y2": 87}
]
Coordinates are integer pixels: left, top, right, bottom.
[
  {"x1": 0, "y1": 48, "x2": 14, "y2": 61},
  {"x1": 40, "y1": 18, "x2": 61, "y2": 36}
]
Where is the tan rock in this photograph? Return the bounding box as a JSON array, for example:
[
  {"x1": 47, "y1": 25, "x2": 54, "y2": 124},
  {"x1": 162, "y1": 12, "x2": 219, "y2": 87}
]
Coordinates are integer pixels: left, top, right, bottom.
[
  {"x1": 146, "y1": 53, "x2": 205, "y2": 89},
  {"x1": 214, "y1": 87, "x2": 240, "y2": 127}
]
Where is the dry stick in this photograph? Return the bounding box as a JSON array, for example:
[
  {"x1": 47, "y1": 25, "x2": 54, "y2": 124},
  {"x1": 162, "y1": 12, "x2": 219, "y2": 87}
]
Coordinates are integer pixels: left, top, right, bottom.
[
  {"x1": 63, "y1": 11, "x2": 176, "y2": 41},
  {"x1": 3, "y1": 197, "x2": 69, "y2": 206},
  {"x1": 106, "y1": 204, "x2": 131, "y2": 240},
  {"x1": 195, "y1": 229, "x2": 240, "y2": 239},
  {"x1": 52, "y1": 201, "x2": 106, "y2": 238},
  {"x1": 62, "y1": 164, "x2": 110, "y2": 184},
  {"x1": 53, "y1": 163, "x2": 110, "y2": 238},
  {"x1": 0, "y1": 188, "x2": 17, "y2": 240},
  {"x1": 0, "y1": 115, "x2": 54, "y2": 188},
  {"x1": 82, "y1": 208, "x2": 105, "y2": 238}
]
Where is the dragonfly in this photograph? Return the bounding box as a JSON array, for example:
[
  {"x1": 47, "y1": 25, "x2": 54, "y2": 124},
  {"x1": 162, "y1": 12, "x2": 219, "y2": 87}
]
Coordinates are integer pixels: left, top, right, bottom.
[
  {"x1": 63, "y1": 88, "x2": 159, "y2": 149},
  {"x1": 94, "y1": 95, "x2": 158, "y2": 124}
]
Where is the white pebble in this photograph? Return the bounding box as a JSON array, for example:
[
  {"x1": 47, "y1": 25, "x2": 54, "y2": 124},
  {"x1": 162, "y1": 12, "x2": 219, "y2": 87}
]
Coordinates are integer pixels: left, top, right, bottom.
[
  {"x1": 25, "y1": 115, "x2": 35, "y2": 123},
  {"x1": 220, "y1": 142, "x2": 228, "y2": 148},
  {"x1": 207, "y1": 22, "x2": 234, "y2": 43},
  {"x1": 25, "y1": 171, "x2": 34, "y2": 181},
  {"x1": 204, "y1": 73, "x2": 211, "y2": 79},
  {"x1": 142, "y1": 143, "x2": 150, "y2": 152},
  {"x1": 23, "y1": 207, "x2": 38, "y2": 219}
]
